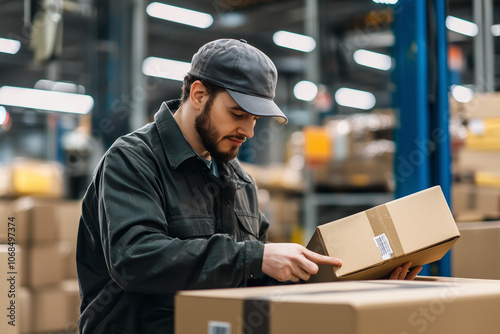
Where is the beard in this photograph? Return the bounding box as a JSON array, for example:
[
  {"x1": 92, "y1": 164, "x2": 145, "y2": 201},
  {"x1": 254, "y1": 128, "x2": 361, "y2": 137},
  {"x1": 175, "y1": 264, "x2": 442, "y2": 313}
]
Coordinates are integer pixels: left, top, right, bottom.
[{"x1": 194, "y1": 102, "x2": 244, "y2": 163}]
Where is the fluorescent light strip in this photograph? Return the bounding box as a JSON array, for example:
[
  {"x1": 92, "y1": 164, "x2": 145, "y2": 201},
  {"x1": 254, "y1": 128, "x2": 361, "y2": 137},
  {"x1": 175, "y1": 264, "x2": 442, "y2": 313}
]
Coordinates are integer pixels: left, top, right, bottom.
[
  {"x1": 353, "y1": 49, "x2": 392, "y2": 71},
  {"x1": 34, "y1": 79, "x2": 86, "y2": 94},
  {"x1": 273, "y1": 31, "x2": 316, "y2": 53},
  {"x1": 373, "y1": 0, "x2": 399, "y2": 4},
  {"x1": 0, "y1": 86, "x2": 94, "y2": 114},
  {"x1": 335, "y1": 88, "x2": 376, "y2": 110},
  {"x1": 293, "y1": 81, "x2": 318, "y2": 101},
  {"x1": 0, "y1": 37, "x2": 21, "y2": 54},
  {"x1": 142, "y1": 57, "x2": 191, "y2": 81},
  {"x1": 446, "y1": 16, "x2": 478, "y2": 37},
  {"x1": 146, "y1": 2, "x2": 213, "y2": 29}
]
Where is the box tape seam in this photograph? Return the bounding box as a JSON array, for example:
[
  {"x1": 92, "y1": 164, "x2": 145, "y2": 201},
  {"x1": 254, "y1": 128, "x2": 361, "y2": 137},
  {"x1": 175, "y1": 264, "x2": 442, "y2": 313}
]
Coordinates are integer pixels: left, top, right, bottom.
[{"x1": 366, "y1": 205, "x2": 404, "y2": 259}]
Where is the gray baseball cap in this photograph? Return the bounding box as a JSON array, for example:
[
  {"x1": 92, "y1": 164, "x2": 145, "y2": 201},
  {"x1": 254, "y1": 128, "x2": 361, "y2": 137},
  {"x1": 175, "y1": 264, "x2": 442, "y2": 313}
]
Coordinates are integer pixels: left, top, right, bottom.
[{"x1": 188, "y1": 39, "x2": 288, "y2": 124}]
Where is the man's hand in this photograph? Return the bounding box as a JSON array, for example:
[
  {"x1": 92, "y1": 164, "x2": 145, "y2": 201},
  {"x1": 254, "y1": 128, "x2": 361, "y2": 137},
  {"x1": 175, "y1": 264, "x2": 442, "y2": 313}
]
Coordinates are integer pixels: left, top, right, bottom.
[
  {"x1": 262, "y1": 243, "x2": 342, "y2": 283},
  {"x1": 388, "y1": 262, "x2": 422, "y2": 280}
]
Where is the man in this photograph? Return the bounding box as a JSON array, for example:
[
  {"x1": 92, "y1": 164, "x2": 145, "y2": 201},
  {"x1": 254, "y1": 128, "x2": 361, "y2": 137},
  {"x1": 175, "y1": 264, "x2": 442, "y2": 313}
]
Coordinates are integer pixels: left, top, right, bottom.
[{"x1": 76, "y1": 39, "x2": 420, "y2": 334}]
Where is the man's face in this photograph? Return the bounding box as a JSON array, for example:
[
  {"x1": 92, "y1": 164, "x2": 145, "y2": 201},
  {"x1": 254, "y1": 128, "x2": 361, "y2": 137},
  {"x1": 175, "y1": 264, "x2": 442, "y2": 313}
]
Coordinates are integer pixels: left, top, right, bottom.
[{"x1": 195, "y1": 91, "x2": 258, "y2": 162}]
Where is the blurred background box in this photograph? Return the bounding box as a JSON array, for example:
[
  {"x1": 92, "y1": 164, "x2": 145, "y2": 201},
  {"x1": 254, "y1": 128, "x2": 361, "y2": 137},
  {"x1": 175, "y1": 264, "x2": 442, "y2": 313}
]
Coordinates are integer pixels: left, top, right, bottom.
[
  {"x1": 21, "y1": 243, "x2": 64, "y2": 288},
  {"x1": 452, "y1": 183, "x2": 500, "y2": 222},
  {"x1": 62, "y1": 279, "x2": 81, "y2": 330},
  {"x1": 475, "y1": 171, "x2": 500, "y2": 188},
  {"x1": 457, "y1": 149, "x2": 500, "y2": 175},
  {"x1": 60, "y1": 241, "x2": 78, "y2": 279},
  {"x1": 258, "y1": 192, "x2": 300, "y2": 243},
  {"x1": 18, "y1": 287, "x2": 31, "y2": 334},
  {"x1": 0, "y1": 197, "x2": 81, "y2": 245},
  {"x1": 450, "y1": 92, "x2": 500, "y2": 119},
  {"x1": 30, "y1": 285, "x2": 70, "y2": 333},
  {"x1": 465, "y1": 118, "x2": 500, "y2": 151},
  {"x1": 453, "y1": 221, "x2": 500, "y2": 279},
  {"x1": 0, "y1": 158, "x2": 64, "y2": 199},
  {"x1": 0, "y1": 245, "x2": 19, "y2": 334}
]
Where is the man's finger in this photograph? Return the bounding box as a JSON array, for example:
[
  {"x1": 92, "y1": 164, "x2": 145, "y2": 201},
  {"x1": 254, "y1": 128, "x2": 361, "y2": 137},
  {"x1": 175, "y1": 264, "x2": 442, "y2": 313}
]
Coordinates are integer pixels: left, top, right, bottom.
[
  {"x1": 405, "y1": 266, "x2": 422, "y2": 280},
  {"x1": 293, "y1": 266, "x2": 312, "y2": 282},
  {"x1": 398, "y1": 262, "x2": 412, "y2": 280},
  {"x1": 389, "y1": 266, "x2": 403, "y2": 280},
  {"x1": 303, "y1": 249, "x2": 342, "y2": 267}
]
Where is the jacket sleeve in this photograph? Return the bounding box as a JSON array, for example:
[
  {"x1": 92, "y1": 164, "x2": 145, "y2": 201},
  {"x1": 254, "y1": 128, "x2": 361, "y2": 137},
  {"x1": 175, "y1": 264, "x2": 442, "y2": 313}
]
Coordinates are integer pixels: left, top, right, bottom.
[{"x1": 98, "y1": 146, "x2": 264, "y2": 295}]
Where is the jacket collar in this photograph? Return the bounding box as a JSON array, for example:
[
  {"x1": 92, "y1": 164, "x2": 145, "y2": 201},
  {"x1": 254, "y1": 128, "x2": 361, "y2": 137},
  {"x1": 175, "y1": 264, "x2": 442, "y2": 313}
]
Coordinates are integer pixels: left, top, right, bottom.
[
  {"x1": 154, "y1": 100, "x2": 197, "y2": 170},
  {"x1": 154, "y1": 100, "x2": 252, "y2": 184}
]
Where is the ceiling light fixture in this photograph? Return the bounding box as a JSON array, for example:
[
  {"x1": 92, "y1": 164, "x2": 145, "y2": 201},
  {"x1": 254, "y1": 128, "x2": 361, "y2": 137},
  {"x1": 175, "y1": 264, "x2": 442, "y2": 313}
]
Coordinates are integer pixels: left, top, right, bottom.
[
  {"x1": 142, "y1": 57, "x2": 191, "y2": 81},
  {"x1": 0, "y1": 106, "x2": 7, "y2": 125},
  {"x1": 273, "y1": 31, "x2": 316, "y2": 53},
  {"x1": 146, "y1": 2, "x2": 213, "y2": 29},
  {"x1": 451, "y1": 85, "x2": 474, "y2": 103},
  {"x1": 293, "y1": 81, "x2": 318, "y2": 101},
  {"x1": 34, "y1": 79, "x2": 86, "y2": 94},
  {"x1": 446, "y1": 16, "x2": 478, "y2": 37},
  {"x1": 372, "y1": 0, "x2": 399, "y2": 4},
  {"x1": 335, "y1": 88, "x2": 376, "y2": 110},
  {"x1": 0, "y1": 86, "x2": 94, "y2": 114},
  {"x1": 353, "y1": 49, "x2": 392, "y2": 71},
  {"x1": 0, "y1": 37, "x2": 21, "y2": 55},
  {"x1": 491, "y1": 24, "x2": 500, "y2": 37}
]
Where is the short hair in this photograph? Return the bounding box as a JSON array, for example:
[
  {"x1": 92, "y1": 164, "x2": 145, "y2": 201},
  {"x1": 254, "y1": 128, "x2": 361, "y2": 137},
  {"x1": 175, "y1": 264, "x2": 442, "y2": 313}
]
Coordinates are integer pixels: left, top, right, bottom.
[{"x1": 180, "y1": 74, "x2": 225, "y2": 103}]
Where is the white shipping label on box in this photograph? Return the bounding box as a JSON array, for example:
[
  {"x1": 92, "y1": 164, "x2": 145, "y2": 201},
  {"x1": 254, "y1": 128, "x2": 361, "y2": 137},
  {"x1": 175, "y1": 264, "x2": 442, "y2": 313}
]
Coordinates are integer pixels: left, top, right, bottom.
[
  {"x1": 373, "y1": 233, "x2": 393, "y2": 260},
  {"x1": 208, "y1": 321, "x2": 231, "y2": 334}
]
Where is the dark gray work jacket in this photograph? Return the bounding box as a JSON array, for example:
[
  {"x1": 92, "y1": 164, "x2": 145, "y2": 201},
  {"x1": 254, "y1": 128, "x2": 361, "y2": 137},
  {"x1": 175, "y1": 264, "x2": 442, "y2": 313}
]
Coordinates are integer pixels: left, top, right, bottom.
[{"x1": 76, "y1": 100, "x2": 269, "y2": 334}]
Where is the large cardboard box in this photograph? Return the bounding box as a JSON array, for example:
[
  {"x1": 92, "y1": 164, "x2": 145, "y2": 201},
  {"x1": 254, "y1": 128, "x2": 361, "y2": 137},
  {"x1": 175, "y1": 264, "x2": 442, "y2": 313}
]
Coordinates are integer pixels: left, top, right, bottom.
[
  {"x1": 0, "y1": 245, "x2": 20, "y2": 334},
  {"x1": 306, "y1": 186, "x2": 460, "y2": 281},
  {"x1": 21, "y1": 243, "x2": 64, "y2": 288},
  {"x1": 176, "y1": 277, "x2": 500, "y2": 334},
  {"x1": 31, "y1": 285, "x2": 70, "y2": 333},
  {"x1": 453, "y1": 221, "x2": 500, "y2": 279},
  {"x1": 61, "y1": 241, "x2": 78, "y2": 279},
  {"x1": 62, "y1": 279, "x2": 81, "y2": 330},
  {"x1": 18, "y1": 287, "x2": 31, "y2": 334},
  {"x1": 0, "y1": 197, "x2": 82, "y2": 245},
  {"x1": 452, "y1": 183, "x2": 500, "y2": 221}
]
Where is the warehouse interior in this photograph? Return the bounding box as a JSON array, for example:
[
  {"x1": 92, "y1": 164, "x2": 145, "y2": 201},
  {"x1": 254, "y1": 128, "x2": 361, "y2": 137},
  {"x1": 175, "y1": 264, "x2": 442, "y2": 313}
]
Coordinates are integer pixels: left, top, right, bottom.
[{"x1": 1, "y1": 0, "x2": 500, "y2": 333}]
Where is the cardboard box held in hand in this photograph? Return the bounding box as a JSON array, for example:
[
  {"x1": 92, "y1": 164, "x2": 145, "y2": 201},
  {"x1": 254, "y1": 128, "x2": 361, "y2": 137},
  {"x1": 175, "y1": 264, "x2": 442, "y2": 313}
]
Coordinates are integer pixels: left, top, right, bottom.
[{"x1": 306, "y1": 186, "x2": 460, "y2": 282}]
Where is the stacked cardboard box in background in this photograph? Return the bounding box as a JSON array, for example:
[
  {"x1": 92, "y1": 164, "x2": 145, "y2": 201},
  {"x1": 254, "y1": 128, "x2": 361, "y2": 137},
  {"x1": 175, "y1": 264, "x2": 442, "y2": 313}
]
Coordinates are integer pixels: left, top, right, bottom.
[
  {"x1": 258, "y1": 192, "x2": 301, "y2": 243},
  {"x1": 307, "y1": 110, "x2": 396, "y2": 191},
  {"x1": 452, "y1": 183, "x2": 500, "y2": 222},
  {"x1": 451, "y1": 93, "x2": 500, "y2": 221},
  {"x1": 0, "y1": 197, "x2": 81, "y2": 334},
  {"x1": 452, "y1": 221, "x2": 500, "y2": 280}
]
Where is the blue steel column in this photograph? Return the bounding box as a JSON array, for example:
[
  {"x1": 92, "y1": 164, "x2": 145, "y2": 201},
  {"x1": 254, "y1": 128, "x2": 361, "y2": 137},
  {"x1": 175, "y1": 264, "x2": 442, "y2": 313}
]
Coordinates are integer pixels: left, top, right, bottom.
[
  {"x1": 394, "y1": 0, "x2": 452, "y2": 277},
  {"x1": 432, "y1": 0, "x2": 452, "y2": 277},
  {"x1": 393, "y1": 0, "x2": 431, "y2": 275},
  {"x1": 393, "y1": 0, "x2": 430, "y2": 197}
]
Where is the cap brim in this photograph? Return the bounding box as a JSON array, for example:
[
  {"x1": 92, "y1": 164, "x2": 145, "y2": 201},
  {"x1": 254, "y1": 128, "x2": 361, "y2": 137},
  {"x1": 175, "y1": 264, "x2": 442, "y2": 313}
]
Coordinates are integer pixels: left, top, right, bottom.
[{"x1": 227, "y1": 89, "x2": 288, "y2": 124}]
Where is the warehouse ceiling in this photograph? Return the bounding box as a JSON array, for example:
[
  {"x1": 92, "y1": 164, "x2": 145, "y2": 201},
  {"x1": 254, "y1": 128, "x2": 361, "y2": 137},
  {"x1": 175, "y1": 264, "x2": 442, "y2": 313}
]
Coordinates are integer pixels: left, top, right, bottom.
[{"x1": 0, "y1": 0, "x2": 495, "y2": 128}]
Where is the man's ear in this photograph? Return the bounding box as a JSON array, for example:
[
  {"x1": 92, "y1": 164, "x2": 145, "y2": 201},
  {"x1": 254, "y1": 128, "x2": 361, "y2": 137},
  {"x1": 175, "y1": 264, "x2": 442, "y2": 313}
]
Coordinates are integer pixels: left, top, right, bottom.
[{"x1": 190, "y1": 80, "x2": 207, "y2": 110}]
